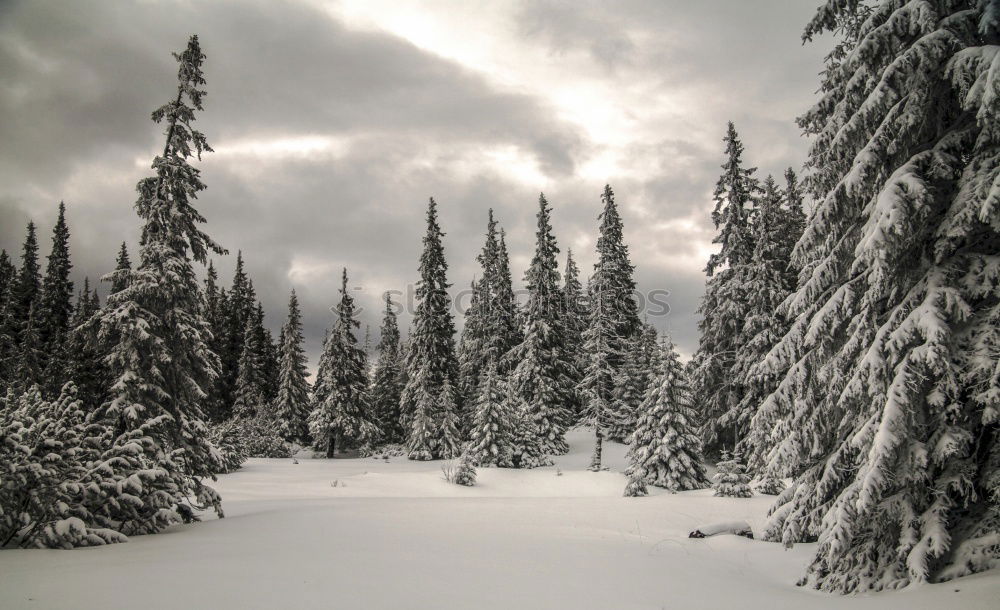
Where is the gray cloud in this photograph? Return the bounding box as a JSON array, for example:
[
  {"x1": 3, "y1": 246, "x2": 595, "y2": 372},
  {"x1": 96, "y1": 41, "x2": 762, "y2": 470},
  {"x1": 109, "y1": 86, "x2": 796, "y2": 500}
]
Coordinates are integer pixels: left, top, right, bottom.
[{"x1": 0, "y1": 0, "x2": 830, "y2": 367}]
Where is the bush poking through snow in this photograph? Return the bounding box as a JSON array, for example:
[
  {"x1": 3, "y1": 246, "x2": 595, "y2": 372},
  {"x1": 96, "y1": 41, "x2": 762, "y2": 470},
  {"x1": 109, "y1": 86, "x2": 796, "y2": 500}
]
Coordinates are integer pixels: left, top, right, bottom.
[
  {"x1": 713, "y1": 452, "x2": 752, "y2": 498},
  {"x1": 442, "y1": 452, "x2": 477, "y2": 486},
  {"x1": 209, "y1": 419, "x2": 248, "y2": 474},
  {"x1": 752, "y1": 476, "x2": 784, "y2": 496},
  {"x1": 623, "y1": 470, "x2": 648, "y2": 497}
]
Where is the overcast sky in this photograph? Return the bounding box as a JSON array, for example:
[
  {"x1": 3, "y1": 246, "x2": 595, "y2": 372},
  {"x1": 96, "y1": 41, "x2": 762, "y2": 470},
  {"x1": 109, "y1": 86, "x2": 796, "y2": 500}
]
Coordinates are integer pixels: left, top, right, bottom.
[{"x1": 0, "y1": 0, "x2": 829, "y2": 368}]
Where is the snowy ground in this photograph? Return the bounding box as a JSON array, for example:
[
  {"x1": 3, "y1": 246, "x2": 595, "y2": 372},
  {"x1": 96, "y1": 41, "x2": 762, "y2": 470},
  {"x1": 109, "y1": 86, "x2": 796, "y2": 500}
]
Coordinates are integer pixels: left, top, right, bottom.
[{"x1": 1, "y1": 428, "x2": 997, "y2": 610}]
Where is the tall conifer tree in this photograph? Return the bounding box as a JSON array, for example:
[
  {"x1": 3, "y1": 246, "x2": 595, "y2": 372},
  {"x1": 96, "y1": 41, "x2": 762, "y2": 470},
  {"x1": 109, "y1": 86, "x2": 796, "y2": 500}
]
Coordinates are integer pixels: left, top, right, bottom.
[
  {"x1": 97, "y1": 35, "x2": 225, "y2": 525},
  {"x1": 752, "y1": 2, "x2": 1000, "y2": 591},
  {"x1": 690, "y1": 123, "x2": 760, "y2": 454},
  {"x1": 309, "y1": 269, "x2": 375, "y2": 457},
  {"x1": 274, "y1": 289, "x2": 311, "y2": 443},
  {"x1": 401, "y1": 198, "x2": 459, "y2": 459},
  {"x1": 510, "y1": 194, "x2": 574, "y2": 456},
  {"x1": 38, "y1": 202, "x2": 74, "y2": 361},
  {"x1": 371, "y1": 292, "x2": 405, "y2": 443}
]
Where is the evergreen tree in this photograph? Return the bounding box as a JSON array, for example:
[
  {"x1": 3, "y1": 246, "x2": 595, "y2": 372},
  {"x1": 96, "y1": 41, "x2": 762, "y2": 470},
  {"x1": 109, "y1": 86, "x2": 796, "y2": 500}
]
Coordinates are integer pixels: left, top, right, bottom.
[
  {"x1": 96, "y1": 35, "x2": 225, "y2": 526},
  {"x1": 447, "y1": 451, "x2": 478, "y2": 486},
  {"x1": 0, "y1": 251, "x2": 18, "y2": 389},
  {"x1": 712, "y1": 451, "x2": 752, "y2": 498},
  {"x1": 623, "y1": 337, "x2": 707, "y2": 495},
  {"x1": 0, "y1": 383, "x2": 128, "y2": 548},
  {"x1": 467, "y1": 364, "x2": 513, "y2": 467},
  {"x1": 507, "y1": 386, "x2": 553, "y2": 469},
  {"x1": 12, "y1": 222, "x2": 41, "y2": 331},
  {"x1": 274, "y1": 289, "x2": 311, "y2": 443},
  {"x1": 232, "y1": 309, "x2": 267, "y2": 419},
  {"x1": 608, "y1": 322, "x2": 658, "y2": 442},
  {"x1": 201, "y1": 261, "x2": 226, "y2": 421},
  {"x1": 690, "y1": 123, "x2": 760, "y2": 454},
  {"x1": 510, "y1": 194, "x2": 574, "y2": 456},
  {"x1": 3, "y1": 223, "x2": 43, "y2": 389},
  {"x1": 309, "y1": 269, "x2": 375, "y2": 457},
  {"x1": 371, "y1": 293, "x2": 405, "y2": 443},
  {"x1": 109, "y1": 242, "x2": 131, "y2": 295},
  {"x1": 0, "y1": 250, "x2": 14, "y2": 304},
  {"x1": 14, "y1": 304, "x2": 43, "y2": 393},
  {"x1": 752, "y1": 2, "x2": 1000, "y2": 591},
  {"x1": 561, "y1": 249, "x2": 588, "y2": 419},
  {"x1": 401, "y1": 198, "x2": 459, "y2": 458},
  {"x1": 220, "y1": 252, "x2": 255, "y2": 418},
  {"x1": 459, "y1": 211, "x2": 521, "y2": 412},
  {"x1": 63, "y1": 278, "x2": 105, "y2": 412},
  {"x1": 37, "y1": 202, "x2": 74, "y2": 365},
  {"x1": 592, "y1": 185, "x2": 641, "y2": 345},
  {"x1": 255, "y1": 301, "x2": 280, "y2": 403},
  {"x1": 579, "y1": 292, "x2": 617, "y2": 472},
  {"x1": 581, "y1": 185, "x2": 639, "y2": 467},
  {"x1": 436, "y1": 378, "x2": 462, "y2": 459},
  {"x1": 725, "y1": 176, "x2": 804, "y2": 452}
]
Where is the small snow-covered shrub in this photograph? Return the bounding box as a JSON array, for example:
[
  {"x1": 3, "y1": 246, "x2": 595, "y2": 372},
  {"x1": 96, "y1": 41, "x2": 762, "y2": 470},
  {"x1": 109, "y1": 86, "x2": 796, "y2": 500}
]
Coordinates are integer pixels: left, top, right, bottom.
[
  {"x1": 752, "y1": 476, "x2": 784, "y2": 496},
  {"x1": 0, "y1": 384, "x2": 127, "y2": 548},
  {"x1": 442, "y1": 453, "x2": 477, "y2": 486},
  {"x1": 209, "y1": 419, "x2": 248, "y2": 474},
  {"x1": 238, "y1": 414, "x2": 292, "y2": 458},
  {"x1": 623, "y1": 469, "x2": 648, "y2": 497},
  {"x1": 361, "y1": 443, "x2": 406, "y2": 460},
  {"x1": 713, "y1": 452, "x2": 752, "y2": 498}
]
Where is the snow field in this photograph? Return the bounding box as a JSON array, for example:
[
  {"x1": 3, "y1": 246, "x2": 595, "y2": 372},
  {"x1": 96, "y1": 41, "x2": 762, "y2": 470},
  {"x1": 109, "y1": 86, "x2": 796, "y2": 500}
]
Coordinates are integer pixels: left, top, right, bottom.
[{"x1": 0, "y1": 428, "x2": 996, "y2": 609}]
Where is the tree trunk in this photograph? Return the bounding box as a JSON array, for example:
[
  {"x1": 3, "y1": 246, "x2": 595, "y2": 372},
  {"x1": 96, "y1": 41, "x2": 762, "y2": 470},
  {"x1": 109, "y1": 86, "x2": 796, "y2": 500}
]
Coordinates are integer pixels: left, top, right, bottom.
[
  {"x1": 326, "y1": 430, "x2": 336, "y2": 458},
  {"x1": 588, "y1": 428, "x2": 603, "y2": 472}
]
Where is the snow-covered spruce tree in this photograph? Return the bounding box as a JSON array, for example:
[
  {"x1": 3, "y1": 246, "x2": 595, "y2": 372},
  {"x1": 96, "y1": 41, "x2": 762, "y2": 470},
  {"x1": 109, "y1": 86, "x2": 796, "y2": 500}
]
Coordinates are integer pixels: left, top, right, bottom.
[
  {"x1": 401, "y1": 198, "x2": 459, "y2": 458},
  {"x1": 467, "y1": 364, "x2": 514, "y2": 466},
  {"x1": 623, "y1": 337, "x2": 708, "y2": 495},
  {"x1": 0, "y1": 252, "x2": 13, "y2": 390},
  {"x1": 11, "y1": 223, "x2": 41, "y2": 334},
  {"x1": 96, "y1": 35, "x2": 225, "y2": 527},
  {"x1": 15, "y1": 304, "x2": 44, "y2": 395},
  {"x1": 713, "y1": 451, "x2": 752, "y2": 498},
  {"x1": 219, "y1": 252, "x2": 256, "y2": 418},
  {"x1": 1, "y1": 223, "x2": 42, "y2": 391},
  {"x1": 436, "y1": 378, "x2": 462, "y2": 459},
  {"x1": 0, "y1": 383, "x2": 130, "y2": 548},
  {"x1": 561, "y1": 249, "x2": 589, "y2": 421},
  {"x1": 690, "y1": 122, "x2": 760, "y2": 455},
  {"x1": 579, "y1": 289, "x2": 618, "y2": 472},
  {"x1": 726, "y1": 176, "x2": 805, "y2": 458},
  {"x1": 208, "y1": 418, "x2": 247, "y2": 474},
  {"x1": 63, "y1": 279, "x2": 105, "y2": 412},
  {"x1": 581, "y1": 185, "x2": 638, "y2": 468},
  {"x1": 0, "y1": 250, "x2": 14, "y2": 306},
  {"x1": 447, "y1": 451, "x2": 478, "y2": 486},
  {"x1": 594, "y1": 185, "x2": 643, "y2": 428},
  {"x1": 748, "y1": 1, "x2": 1000, "y2": 592},
  {"x1": 592, "y1": 185, "x2": 642, "y2": 346},
  {"x1": 371, "y1": 292, "x2": 405, "y2": 443},
  {"x1": 37, "y1": 202, "x2": 74, "y2": 387},
  {"x1": 255, "y1": 301, "x2": 281, "y2": 404},
  {"x1": 608, "y1": 322, "x2": 659, "y2": 442},
  {"x1": 510, "y1": 194, "x2": 574, "y2": 456},
  {"x1": 459, "y1": 210, "x2": 522, "y2": 410},
  {"x1": 507, "y1": 385, "x2": 553, "y2": 469},
  {"x1": 274, "y1": 289, "x2": 311, "y2": 443},
  {"x1": 109, "y1": 242, "x2": 131, "y2": 296},
  {"x1": 309, "y1": 269, "x2": 376, "y2": 458},
  {"x1": 201, "y1": 260, "x2": 227, "y2": 421},
  {"x1": 493, "y1": 229, "x2": 522, "y2": 372},
  {"x1": 232, "y1": 308, "x2": 268, "y2": 419}
]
